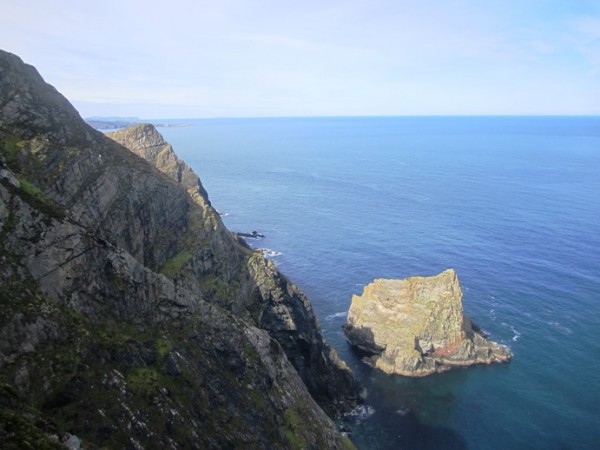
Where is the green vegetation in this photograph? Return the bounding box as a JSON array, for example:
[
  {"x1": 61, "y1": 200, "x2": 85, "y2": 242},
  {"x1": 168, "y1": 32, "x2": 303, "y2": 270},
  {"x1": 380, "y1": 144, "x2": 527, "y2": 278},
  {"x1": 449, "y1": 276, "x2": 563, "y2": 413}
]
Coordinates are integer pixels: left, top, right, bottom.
[
  {"x1": 159, "y1": 250, "x2": 192, "y2": 276},
  {"x1": 0, "y1": 384, "x2": 63, "y2": 450},
  {"x1": 158, "y1": 144, "x2": 173, "y2": 156},
  {"x1": 342, "y1": 436, "x2": 358, "y2": 450},
  {"x1": 0, "y1": 207, "x2": 17, "y2": 237},
  {"x1": 17, "y1": 177, "x2": 39, "y2": 198},
  {"x1": 19, "y1": 177, "x2": 67, "y2": 219},
  {"x1": 0, "y1": 267, "x2": 350, "y2": 449},
  {"x1": 179, "y1": 208, "x2": 207, "y2": 249},
  {"x1": 1, "y1": 135, "x2": 47, "y2": 174},
  {"x1": 0, "y1": 173, "x2": 66, "y2": 221},
  {"x1": 281, "y1": 407, "x2": 304, "y2": 450},
  {"x1": 1, "y1": 135, "x2": 24, "y2": 169},
  {"x1": 155, "y1": 337, "x2": 172, "y2": 360},
  {"x1": 125, "y1": 367, "x2": 161, "y2": 397},
  {"x1": 0, "y1": 53, "x2": 356, "y2": 449},
  {"x1": 200, "y1": 274, "x2": 235, "y2": 301}
]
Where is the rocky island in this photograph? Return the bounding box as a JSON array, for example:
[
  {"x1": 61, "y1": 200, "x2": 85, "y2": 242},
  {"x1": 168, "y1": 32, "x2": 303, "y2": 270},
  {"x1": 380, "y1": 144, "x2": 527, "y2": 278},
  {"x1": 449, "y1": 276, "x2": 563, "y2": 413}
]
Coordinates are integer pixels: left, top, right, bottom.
[
  {"x1": 0, "y1": 49, "x2": 358, "y2": 449},
  {"x1": 343, "y1": 269, "x2": 511, "y2": 376}
]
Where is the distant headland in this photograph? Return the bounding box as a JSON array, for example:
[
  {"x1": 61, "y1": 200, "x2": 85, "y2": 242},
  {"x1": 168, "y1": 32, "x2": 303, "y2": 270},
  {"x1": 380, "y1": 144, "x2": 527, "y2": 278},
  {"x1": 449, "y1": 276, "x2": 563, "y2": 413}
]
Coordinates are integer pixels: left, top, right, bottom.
[{"x1": 85, "y1": 116, "x2": 188, "y2": 130}]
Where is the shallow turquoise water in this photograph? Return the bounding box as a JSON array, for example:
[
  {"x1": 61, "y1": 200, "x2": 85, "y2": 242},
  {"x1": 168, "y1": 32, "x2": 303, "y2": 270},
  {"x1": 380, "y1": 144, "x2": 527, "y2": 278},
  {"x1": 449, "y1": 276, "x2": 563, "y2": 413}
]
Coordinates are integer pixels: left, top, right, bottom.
[{"x1": 157, "y1": 116, "x2": 600, "y2": 449}]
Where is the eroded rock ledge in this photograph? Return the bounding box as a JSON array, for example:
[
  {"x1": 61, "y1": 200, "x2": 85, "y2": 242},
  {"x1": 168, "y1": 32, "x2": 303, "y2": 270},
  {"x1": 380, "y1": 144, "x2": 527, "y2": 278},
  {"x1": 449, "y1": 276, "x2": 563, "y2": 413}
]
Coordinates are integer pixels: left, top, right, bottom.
[{"x1": 343, "y1": 269, "x2": 511, "y2": 376}]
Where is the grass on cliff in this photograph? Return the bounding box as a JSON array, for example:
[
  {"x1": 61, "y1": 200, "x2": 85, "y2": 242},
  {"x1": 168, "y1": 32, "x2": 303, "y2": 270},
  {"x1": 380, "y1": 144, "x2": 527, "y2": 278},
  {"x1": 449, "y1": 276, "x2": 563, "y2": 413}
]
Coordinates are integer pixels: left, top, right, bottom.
[
  {"x1": 15, "y1": 177, "x2": 66, "y2": 220},
  {"x1": 1, "y1": 135, "x2": 66, "y2": 220},
  {"x1": 1, "y1": 135, "x2": 23, "y2": 169},
  {"x1": 159, "y1": 250, "x2": 192, "y2": 276},
  {"x1": 0, "y1": 385, "x2": 64, "y2": 450},
  {"x1": 0, "y1": 275, "x2": 353, "y2": 449},
  {"x1": 282, "y1": 407, "x2": 304, "y2": 450},
  {"x1": 125, "y1": 367, "x2": 161, "y2": 397}
]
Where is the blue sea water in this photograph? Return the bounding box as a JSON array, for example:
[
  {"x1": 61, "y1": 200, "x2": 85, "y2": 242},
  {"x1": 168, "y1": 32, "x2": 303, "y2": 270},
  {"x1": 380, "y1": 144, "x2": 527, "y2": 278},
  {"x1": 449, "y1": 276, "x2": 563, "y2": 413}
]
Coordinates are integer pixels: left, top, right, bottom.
[{"x1": 156, "y1": 116, "x2": 600, "y2": 449}]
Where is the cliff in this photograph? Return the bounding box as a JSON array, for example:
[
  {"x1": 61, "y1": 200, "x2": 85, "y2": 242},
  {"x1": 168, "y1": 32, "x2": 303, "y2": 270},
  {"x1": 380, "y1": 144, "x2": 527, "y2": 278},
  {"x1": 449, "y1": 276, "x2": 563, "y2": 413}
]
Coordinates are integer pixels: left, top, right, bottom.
[
  {"x1": 106, "y1": 124, "x2": 209, "y2": 200},
  {"x1": 105, "y1": 124, "x2": 358, "y2": 412},
  {"x1": 0, "y1": 49, "x2": 358, "y2": 449},
  {"x1": 343, "y1": 269, "x2": 511, "y2": 376}
]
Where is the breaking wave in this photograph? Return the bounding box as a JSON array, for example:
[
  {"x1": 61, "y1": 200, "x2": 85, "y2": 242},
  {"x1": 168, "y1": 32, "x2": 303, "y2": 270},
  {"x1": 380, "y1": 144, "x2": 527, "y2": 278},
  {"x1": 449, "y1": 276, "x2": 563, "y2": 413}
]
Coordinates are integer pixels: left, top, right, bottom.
[
  {"x1": 343, "y1": 404, "x2": 375, "y2": 422},
  {"x1": 325, "y1": 311, "x2": 347, "y2": 321}
]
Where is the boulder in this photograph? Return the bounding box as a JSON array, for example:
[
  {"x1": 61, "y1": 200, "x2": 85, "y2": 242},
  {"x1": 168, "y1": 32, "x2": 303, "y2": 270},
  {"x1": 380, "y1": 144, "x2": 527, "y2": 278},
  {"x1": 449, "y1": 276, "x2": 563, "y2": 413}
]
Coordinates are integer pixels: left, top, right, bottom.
[{"x1": 343, "y1": 269, "x2": 511, "y2": 376}]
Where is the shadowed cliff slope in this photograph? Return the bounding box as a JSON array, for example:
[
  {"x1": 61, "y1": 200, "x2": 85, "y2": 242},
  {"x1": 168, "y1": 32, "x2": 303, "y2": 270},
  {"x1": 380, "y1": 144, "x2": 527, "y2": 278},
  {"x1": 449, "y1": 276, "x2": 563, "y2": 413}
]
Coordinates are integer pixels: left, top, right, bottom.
[{"x1": 0, "y1": 49, "x2": 358, "y2": 449}]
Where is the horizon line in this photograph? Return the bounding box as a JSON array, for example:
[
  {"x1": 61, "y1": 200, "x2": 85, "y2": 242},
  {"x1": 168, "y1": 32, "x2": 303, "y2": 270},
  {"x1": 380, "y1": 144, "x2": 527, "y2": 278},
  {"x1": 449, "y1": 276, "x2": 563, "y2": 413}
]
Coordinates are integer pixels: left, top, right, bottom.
[{"x1": 85, "y1": 113, "x2": 600, "y2": 121}]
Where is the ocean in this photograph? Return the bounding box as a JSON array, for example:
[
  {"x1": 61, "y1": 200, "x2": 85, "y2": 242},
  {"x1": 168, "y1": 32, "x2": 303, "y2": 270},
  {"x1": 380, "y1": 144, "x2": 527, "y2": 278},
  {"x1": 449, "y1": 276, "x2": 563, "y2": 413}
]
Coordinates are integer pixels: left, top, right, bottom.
[{"x1": 155, "y1": 116, "x2": 600, "y2": 449}]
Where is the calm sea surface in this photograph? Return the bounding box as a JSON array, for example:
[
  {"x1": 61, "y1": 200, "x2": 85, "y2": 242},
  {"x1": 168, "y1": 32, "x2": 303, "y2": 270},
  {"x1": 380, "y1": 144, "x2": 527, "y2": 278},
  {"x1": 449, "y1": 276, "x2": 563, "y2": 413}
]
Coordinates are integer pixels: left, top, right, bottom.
[{"x1": 156, "y1": 117, "x2": 600, "y2": 449}]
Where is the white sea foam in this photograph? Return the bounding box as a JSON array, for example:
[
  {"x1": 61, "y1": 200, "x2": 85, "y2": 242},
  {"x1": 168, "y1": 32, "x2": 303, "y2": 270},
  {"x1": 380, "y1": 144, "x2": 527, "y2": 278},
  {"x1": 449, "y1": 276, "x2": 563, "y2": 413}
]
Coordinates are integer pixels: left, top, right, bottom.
[
  {"x1": 511, "y1": 326, "x2": 521, "y2": 342},
  {"x1": 262, "y1": 248, "x2": 282, "y2": 258},
  {"x1": 343, "y1": 404, "x2": 375, "y2": 421},
  {"x1": 326, "y1": 311, "x2": 347, "y2": 320},
  {"x1": 501, "y1": 322, "x2": 521, "y2": 342},
  {"x1": 547, "y1": 321, "x2": 573, "y2": 335}
]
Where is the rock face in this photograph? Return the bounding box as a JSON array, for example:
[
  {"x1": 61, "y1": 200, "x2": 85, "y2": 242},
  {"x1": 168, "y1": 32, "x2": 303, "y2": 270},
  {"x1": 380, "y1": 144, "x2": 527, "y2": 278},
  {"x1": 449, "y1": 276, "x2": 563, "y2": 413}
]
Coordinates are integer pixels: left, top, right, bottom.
[
  {"x1": 0, "y1": 49, "x2": 358, "y2": 449},
  {"x1": 107, "y1": 124, "x2": 209, "y2": 200},
  {"x1": 343, "y1": 269, "x2": 511, "y2": 376},
  {"x1": 105, "y1": 123, "x2": 359, "y2": 415}
]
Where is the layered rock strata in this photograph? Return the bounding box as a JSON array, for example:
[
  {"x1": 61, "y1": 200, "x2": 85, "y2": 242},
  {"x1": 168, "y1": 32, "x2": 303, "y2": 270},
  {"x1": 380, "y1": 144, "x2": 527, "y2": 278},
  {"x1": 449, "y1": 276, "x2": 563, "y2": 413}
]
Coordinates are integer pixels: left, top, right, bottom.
[
  {"x1": 0, "y1": 49, "x2": 358, "y2": 449},
  {"x1": 343, "y1": 269, "x2": 511, "y2": 376}
]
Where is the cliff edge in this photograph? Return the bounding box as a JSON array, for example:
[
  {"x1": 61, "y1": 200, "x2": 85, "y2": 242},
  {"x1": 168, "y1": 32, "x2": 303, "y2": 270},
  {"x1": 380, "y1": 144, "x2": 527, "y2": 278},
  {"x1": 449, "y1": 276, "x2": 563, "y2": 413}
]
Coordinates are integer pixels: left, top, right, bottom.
[
  {"x1": 0, "y1": 49, "x2": 357, "y2": 449},
  {"x1": 105, "y1": 123, "x2": 359, "y2": 415},
  {"x1": 343, "y1": 269, "x2": 511, "y2": 376}
]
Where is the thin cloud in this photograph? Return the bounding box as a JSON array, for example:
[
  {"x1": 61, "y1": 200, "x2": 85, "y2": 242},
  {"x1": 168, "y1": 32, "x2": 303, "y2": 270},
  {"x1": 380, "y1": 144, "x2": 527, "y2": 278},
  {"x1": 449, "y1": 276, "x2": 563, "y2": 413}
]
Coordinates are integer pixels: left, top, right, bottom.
[
  {"x1": 1, "y1": 0, "x2": 598, "y2": 116},
  {"x1": 570, "y1": 15, "x2": 600, "y2": 74}
]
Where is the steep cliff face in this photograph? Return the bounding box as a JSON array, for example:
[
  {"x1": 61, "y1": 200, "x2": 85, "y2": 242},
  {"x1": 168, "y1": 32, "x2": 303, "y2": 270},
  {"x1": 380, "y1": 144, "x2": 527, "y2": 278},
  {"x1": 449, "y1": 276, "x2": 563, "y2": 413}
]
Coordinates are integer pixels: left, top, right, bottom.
[
  {"x1": 107, "y1": 123, "x2": 359, "y2": 413},
  {"x1": 106, "y1": 124, "x2": 208, "y2": 200},
  {"x1": 344, "y1": 269, "x2": 511, "y2": 376},
  {"x1": 0, "y1": 49, "x2": 357, "y2": 448}
]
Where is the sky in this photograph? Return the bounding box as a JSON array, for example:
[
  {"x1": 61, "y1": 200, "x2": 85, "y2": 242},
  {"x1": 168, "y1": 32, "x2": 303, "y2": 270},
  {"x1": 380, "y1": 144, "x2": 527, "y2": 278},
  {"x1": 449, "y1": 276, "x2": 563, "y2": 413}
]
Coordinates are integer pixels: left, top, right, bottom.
[{"x1": 1, "y1": 0, "x2": 599, "y2": 118}]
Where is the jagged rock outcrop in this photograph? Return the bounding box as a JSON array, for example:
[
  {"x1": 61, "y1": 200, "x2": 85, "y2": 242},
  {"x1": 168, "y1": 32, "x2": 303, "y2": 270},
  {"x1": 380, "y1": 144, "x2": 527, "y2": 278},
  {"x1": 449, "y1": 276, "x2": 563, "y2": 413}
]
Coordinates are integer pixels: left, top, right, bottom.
[
  {"x1": 107, "y1": 124, "x2": 209, "y2": 200},
  {"x1": 343, "y1": 269, "x2": 511, "y2": 376},
  {"x1": 0, "y1": 49, "x2": 358, "y2": 449}
]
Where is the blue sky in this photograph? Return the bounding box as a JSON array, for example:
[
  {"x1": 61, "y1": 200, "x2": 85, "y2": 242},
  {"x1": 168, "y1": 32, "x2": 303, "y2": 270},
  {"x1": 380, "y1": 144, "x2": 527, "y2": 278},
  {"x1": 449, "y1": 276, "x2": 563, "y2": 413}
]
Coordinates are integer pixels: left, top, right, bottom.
[{"x1": 1, "y1": 0, "x2": 599, "y2": 118}]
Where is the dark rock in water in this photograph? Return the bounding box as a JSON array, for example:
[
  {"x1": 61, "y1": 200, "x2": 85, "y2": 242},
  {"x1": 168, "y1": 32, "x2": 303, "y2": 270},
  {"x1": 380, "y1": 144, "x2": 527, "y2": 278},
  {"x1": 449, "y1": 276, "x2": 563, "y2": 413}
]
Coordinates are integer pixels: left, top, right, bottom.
[
  {"x1": 236, "y1": 230, "x2": 266, "y2": 239},
  {"x1": 0, "y1": 49, "x2": 359, "y2": 449},
  {"x1": 344, "y1": 269, "x2": 511, "y2": 376}
]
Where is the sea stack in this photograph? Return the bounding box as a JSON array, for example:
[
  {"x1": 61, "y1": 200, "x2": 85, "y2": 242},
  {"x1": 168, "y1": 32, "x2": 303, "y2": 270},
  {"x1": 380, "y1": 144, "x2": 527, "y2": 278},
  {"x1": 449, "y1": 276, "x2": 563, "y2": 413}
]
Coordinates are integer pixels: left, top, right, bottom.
[{"x1": 343, "y1": 269, "x2": 511, "y2": 376}]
